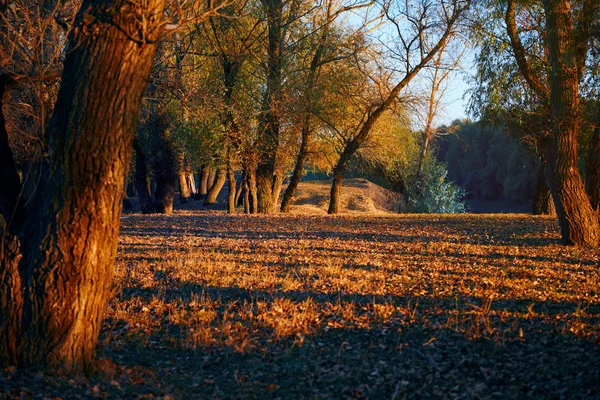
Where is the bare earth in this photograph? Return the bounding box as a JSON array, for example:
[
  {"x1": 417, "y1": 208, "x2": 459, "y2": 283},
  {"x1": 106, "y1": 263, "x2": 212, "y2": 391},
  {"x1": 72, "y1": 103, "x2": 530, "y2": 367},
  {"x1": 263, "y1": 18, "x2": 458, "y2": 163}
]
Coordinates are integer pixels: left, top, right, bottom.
[{"x1": 1, "y1": 211, "x2": 599, "y2": 399}]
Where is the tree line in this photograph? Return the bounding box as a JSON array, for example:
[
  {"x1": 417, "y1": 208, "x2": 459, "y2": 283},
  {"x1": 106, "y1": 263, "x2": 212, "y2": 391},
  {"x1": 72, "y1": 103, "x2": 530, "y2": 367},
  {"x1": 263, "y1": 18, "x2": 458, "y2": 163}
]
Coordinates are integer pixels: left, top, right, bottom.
[{"x1": 0, "y1": 0, "x2": 599, "y2": 373}]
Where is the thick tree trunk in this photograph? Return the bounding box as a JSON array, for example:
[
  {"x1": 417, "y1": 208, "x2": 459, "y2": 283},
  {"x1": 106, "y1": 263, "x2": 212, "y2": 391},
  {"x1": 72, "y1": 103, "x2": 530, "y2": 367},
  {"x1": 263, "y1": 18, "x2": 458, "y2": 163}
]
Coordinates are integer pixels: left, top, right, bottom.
[
  {"x1": 256, "y1": 0, "x2": 283, "y2": 214},
  {"x1": 243, "y1": 176, "x2": 250, "y2": 214},
  {"x1": 247, "y1": 167, "x2": 258, "y2": 214},
  {"x1": 0, "y1": 0, "x2": 163, "y2": 369},
  {"x1": 235, "y1": 172, "x2": 245, "y2": 207},
  {"x1": 271, "y1": 172, "x2": 284, "y2": 213},
  {"x1": 543, "y1": 0, "x2": 599, "y2": 247},
  {"x1": 328, "y1": 143, "x2": 355, "y2": 214},
  {"x1": 196, "y1": 164, "x2": 209, "y2": 200},
  {"x1": 586, "y1": 125, "x2": 600, "y2": 212},
  {"x1": 227, "y1": 168, "x2": 236, "y2": 214},
  {"x1": 532, "y1": 165, "x2": 556, "y2": 216},
  {"x1": 226, "y1": 150, "x2": 237, "y2": 213},
  {"x1": 328, "y1": 168, "x2": 344, "y2": 215},
  {"x1": 204, "y1": 169, "x2": 227, "y2": 205},
  {"x1": 207, "y1": 168, "x2": 216, "y2": 189},
  {"x1": 179, "y1": 171, "x2": 192, "y2": 204}
]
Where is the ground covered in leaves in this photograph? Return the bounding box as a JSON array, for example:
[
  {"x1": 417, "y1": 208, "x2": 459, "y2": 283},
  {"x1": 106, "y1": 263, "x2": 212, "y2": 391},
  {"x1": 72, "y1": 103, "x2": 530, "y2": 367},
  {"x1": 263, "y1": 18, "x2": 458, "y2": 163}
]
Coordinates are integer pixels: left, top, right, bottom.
[{"x1": 2, "y1": 211, "x2": 600, "y2": 399}]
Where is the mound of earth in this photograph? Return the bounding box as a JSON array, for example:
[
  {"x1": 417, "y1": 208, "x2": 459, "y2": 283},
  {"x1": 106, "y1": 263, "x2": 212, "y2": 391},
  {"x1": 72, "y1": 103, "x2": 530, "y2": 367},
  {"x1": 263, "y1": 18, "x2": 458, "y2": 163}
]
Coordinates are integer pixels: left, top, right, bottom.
[{"x1": 286, "y1": 178, "x2": 402, "y2": 215}]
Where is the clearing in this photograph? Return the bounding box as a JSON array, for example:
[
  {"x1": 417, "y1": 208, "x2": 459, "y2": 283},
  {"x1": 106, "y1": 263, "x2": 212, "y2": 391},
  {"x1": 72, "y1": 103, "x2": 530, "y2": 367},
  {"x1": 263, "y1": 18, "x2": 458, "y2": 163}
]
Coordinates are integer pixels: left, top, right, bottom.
[{"x1": 1, "y1": 211, "x2": 599, "y2": 399}]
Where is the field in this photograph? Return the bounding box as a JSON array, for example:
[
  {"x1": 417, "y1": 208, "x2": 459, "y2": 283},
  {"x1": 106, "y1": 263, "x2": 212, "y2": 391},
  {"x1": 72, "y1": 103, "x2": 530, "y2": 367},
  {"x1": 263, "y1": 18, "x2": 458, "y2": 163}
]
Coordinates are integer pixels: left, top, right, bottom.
[{"x1": 2, "y1": 211, "x2": 600, "y2": 399}]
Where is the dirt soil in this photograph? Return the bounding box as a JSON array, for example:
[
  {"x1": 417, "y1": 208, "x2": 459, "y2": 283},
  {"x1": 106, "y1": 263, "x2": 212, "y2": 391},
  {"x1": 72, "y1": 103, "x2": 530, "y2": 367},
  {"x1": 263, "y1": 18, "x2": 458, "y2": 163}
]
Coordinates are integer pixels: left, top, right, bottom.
[{"x1": 1, "y1": 211, "x2": 599, "y2": 399}]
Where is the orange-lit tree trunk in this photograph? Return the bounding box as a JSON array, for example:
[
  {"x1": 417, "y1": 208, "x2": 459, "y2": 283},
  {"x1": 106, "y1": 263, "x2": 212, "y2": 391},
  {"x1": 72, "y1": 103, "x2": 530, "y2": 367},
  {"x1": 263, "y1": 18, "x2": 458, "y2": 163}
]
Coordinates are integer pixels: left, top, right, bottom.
[
  {"x1": 0, "y1": 0, "x2": 163, "y2": 370},
  {"x1": 196, "y1": 164, "x2": 209, "y2": 199},
  {"x1": 586, "y1": 123, "x2": 600, "y2": 212},
  {"x1": 542, "y1": 0, "x2": 599, "y2": 246},
  {"x1": 204, "y1": 168, "x2": 227, "y2": 205},
  {"x1": 256, "y1": 0, "x2": 283, "y2": 214}
]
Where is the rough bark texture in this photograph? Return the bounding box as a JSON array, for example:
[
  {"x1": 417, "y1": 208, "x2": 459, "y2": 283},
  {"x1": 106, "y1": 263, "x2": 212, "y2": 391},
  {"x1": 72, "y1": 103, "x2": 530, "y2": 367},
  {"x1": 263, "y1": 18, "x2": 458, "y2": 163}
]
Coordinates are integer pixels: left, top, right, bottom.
[
  {"x1": 246, "y1": 167, "x2": 258, "y2": 214},
  {"x1": 328, "y1": 170, "x2": 344, "y2": 214},
  {"x1": 543, "y1": 0, "x2": 599, "y2": 246},
  {"x1": 179, "y1": 171, "x2": 192, "y2": 204},
  {"x1": 0, "y1": 0, "x2": 163, "y2": 370},
  {"x1": 256, "y1": 0, "x2": 283, "y2": 214},
  {"x1": 586, "y1": 124, "x2": 600, "y2": 212},
  {"x1": 271, "y1": 172, "x2": 284, "y2": 214},
  {"x1": 204, "y1": 169, "x2": 227, "y2": 205},
  {"x1": 533, "y1": 165, "x2": 556, "y2": 216},
  {"x1": 196, "y1": 164, "x2": 209, "y2": 200},
  {"x1": 227, "y1": 167, "x2": 236, "y2": 214},
  {"x1": 207, "y1": 168, "x2": 216, "y2": 189}
]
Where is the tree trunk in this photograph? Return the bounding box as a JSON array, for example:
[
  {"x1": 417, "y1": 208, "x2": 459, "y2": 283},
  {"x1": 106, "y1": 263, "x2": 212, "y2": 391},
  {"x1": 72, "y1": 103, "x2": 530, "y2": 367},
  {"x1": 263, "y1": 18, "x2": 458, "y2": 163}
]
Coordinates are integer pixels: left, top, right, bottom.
[
  {"x1": 271, "y1": 172, "x2": 284, "y2": 213},
  {"x1": 179, "y1": 171, "x2": 192, "y2": 204},
  {"x1": 256, "y1": 0, "x2": 283, "y2": 214},
  {"x1": 586, "y1": 124, "x2": 600, "y2": 212},
  {"x1": 133, "y1": 139, "x2": 154, "y2": 214},
  {"x1": 0, "y1": 0, "x2": 163, "y2": 370},
  {"x1": 328, "y1": 167, "x2": 344, "y2": 215},
  {"x1": 328, "y1": 141, "x2": 356, "y2": 214},
  {"x1": 204, "y1": 169, "x2": 226, "y2": 205},
  {"x1": 235, "y1": 171, "x2": 245, "y2": 207},
  {"x1": 543, "y1": 0, "x2": 599, "y2": 247},
  {"x1": 243, "y1": 175, "x2": 250, "y2": 214},
  {"x1": 532, "y1": 165, "x2": 555, "y2": 216},
  {"x1": 196, "y1": 164, "x2": 209, "y2": 200},
  {"x1": 281, "y1": 129, "x2": 309, "y2": 213},
  {"x1": 207, "y1": 168, "x2": 216, "y2": 189},
  {"x1": 416, "y1": 135, "x2": 431, "y2": 188},
  {"x1": 247, "y1": 167, "x2": 258, "y2": 214},
  {"x1": 227, "y1": 160, "x2": 236, "y2": 214}
]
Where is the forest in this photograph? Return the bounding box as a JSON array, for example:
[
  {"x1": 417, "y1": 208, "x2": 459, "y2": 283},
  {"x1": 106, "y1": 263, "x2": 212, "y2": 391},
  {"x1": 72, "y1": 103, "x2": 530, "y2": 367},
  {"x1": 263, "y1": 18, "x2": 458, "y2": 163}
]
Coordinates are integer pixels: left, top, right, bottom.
[{"x1": 0, "y1": 0, "x2": 599, "y2": 398}]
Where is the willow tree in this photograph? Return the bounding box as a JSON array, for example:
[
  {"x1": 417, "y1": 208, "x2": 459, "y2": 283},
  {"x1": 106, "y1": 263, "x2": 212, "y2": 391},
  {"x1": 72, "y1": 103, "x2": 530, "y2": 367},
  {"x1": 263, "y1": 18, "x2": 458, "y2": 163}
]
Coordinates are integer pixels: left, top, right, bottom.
[
  {"x1": 327, "y1": 0, "x2": 471, "y2": 214},
  {"x1": 501, "y1": 0, "x2": 599, "y2": 246},
  {"x1": 0, "y1": 0, "x2": 164, "y2": 369}
]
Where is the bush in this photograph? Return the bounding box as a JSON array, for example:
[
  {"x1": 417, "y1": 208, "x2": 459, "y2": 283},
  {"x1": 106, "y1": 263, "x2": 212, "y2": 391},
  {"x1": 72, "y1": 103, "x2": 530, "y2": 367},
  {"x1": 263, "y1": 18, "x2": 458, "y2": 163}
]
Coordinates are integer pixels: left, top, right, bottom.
[{"x1": 409, "y1": 162, "x2": 466, "y2": 214}]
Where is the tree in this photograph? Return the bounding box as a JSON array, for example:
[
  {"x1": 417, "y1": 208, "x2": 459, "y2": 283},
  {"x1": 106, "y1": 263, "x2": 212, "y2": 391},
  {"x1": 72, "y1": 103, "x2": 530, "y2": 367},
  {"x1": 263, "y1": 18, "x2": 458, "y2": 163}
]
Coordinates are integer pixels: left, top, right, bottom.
[
  {"x1": 327, "y1": 0, "x2": 471, "y2": 214},
  {"x1": 0, "y1": 0, "x2": 164, "y2": 369},
  {"x1": 501, "y1": 0, "x2": 599, "y2": 246}
]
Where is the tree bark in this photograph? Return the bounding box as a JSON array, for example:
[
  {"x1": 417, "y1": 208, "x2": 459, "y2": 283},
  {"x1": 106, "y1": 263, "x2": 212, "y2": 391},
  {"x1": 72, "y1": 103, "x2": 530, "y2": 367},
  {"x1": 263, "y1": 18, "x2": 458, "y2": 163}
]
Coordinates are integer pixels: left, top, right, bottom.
[
  {"x1": 0, "y1": 0, "x2": 163, "y2": 369},
  {"x1": 227, "y1": 149, "x2": 236, "y2": 213},
  {"x1": 207, "y1": 168, "x2": 216, "y2": 189},
  {"x1": 532, "y1": 165, "x2": 556, "y2": 216},
  {"x1": 586, "y1": 124, "x2": 600, "y2": 212},
  {"x1": 196, "y1": 164, "x2": 209, "y2": 200},
  {"x1": 256, "y1": 0, "x2": 283, "y2": 214},
  {"x1": 328, "y1": 168, "x2": 345, "y2": 214},
  {"x1": 543, "y1": 0, "x2": 599, "y2": 246},
  {"x1": 179, "y1": 171, "x2": 192, "y2": 204},
  {"x1": 204, "y1": 168, "x2": 226, "y2": 205},
  {"x1": 271, "y1": 172, "x2": 284, "y2": 213},
  {"x1": 247, "y1": 167, "x2": 258, "y2": 214}
]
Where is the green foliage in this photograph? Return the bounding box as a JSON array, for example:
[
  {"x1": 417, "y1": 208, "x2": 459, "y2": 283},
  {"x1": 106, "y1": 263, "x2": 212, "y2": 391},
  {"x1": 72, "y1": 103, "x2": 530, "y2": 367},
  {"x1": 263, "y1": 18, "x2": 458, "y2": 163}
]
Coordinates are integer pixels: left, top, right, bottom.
[{"x1": 408, "y1": 161, "x2": 466, "y2": 214}]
